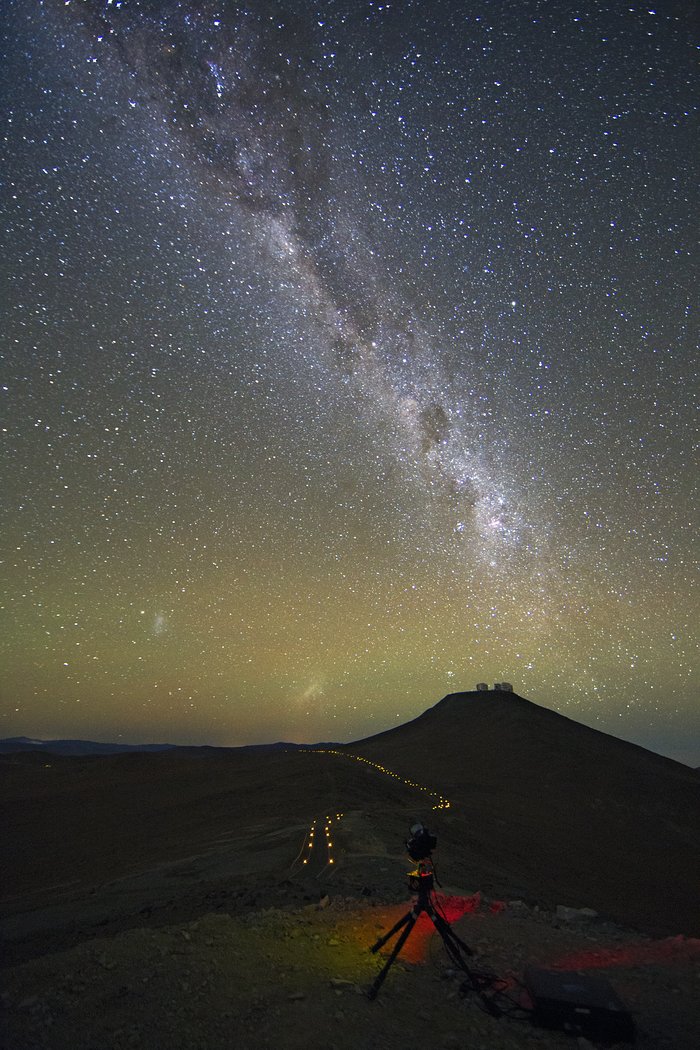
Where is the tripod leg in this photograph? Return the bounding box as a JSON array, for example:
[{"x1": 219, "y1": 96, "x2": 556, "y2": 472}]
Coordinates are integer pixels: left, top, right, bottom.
[
  {"x1": 369, "y1": 909, "x2": 412, "y2": 954},
  {"x1": 432, "y1": 912, "x2": 474, "y2": 958},
  {"x1": 367, "y1": 912, "x2": 418, "y2": 1000}
]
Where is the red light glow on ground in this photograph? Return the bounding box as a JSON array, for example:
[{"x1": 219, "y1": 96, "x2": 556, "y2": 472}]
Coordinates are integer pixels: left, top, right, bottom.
[
  {"x1": 551, "y1": 934, "x2": 700, "y2": 971},
  {"x1": 371, "y1": 893, "x2": 484, "y2": 964}
]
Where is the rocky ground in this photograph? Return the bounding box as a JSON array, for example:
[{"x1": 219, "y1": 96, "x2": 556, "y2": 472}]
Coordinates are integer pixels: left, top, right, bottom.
[
  {"x1": 2, "y1": 886, "x2": 699, "y2": 1050},
  {"x1": 2, "y1": 748, "x2": 699, "y2": 1049}
]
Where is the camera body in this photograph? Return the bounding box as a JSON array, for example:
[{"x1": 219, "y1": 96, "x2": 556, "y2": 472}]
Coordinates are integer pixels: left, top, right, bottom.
[{"x1": 405, "y1": 822, "x2": 437, "y2": 862}]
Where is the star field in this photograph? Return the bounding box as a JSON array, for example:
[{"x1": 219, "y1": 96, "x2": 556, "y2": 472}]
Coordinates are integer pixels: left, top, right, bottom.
[{"x1": 1, "y1": 1, "x2": 697, "y2": 763}]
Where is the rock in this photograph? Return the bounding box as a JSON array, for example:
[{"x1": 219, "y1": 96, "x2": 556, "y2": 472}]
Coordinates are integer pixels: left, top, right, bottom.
[
  {"x1": 578, "y1": 907, "x2": 599, "y2": 920},
  {"x1": 287, "y1": 991, "x2": 306, "y2": 1001},
  {"x1": 327, "y1": 937, "x2": 340, "y2": 946},
  {"x1": 555, "y1": 904, "x2": 598, "y2": 923},
  {"x1": 330, "y1": 978, "x2": 353, "y2": 988},
  {"x1": 507, "y1": 899, "x2": 530, "y2": 914}
]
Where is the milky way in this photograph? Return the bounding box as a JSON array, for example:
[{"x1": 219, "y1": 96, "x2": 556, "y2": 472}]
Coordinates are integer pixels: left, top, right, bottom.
[
  {"x1": 1, "y1": 1, "x2": 697, "y2": 762},
  {"x1": 74, "y1": 0, "x2": 525, "y2": 557}
]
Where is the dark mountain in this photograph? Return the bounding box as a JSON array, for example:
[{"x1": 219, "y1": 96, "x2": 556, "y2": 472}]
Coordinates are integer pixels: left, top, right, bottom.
[
  {"x1": 345, "y1": 691, "x2": 700, "y2": 936},
  {"x1": 0, "y1": 737, "x2": 336, "y2": 756}
]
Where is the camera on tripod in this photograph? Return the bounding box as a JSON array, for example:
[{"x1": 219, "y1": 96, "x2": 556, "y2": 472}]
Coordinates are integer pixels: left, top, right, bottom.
[{"x1": 367, "y1": 821, "x2": 474, "y2": 1000}]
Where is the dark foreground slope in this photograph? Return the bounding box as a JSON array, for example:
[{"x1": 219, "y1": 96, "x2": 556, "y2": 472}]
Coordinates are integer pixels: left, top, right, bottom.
[
  {"x1": 0, "y1": 743, "x2": 439, "y2": 967},
  {"x1": 0, "y1": 746, "x2": 409, "y2": 906},
  {"x1": 1, "y1": 691, "x2": 697, "y2": 972},
  {"x1": 345, "y1": 691, "x2": 700, "y2": 937}
]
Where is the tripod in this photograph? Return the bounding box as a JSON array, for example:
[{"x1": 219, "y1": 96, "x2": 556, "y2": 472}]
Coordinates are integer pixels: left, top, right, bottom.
[{"x1": 367, "y1": 861, "x2": 475, "y2": 1000}]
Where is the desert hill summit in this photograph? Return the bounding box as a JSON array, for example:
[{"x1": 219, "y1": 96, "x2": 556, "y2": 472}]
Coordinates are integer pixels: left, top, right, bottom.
[
  {"x1": 348, "y1": 688, "x2": 693, "y2": 789},
  {"x1": 344, "y1": 690, "x2": 700, "y2": 937}
]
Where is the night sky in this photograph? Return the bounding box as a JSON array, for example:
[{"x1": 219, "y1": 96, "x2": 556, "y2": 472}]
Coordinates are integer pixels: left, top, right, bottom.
[{"x1": 1, "y1": 1, "x2": 698, "y2": 764}]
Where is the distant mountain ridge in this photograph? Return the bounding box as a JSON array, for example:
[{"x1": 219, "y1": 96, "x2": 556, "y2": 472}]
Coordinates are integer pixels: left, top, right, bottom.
[
  {"x1": 0, "y1": 736, "x2": 335, "y2": 757},
  {"x1": 0, "y1": 737, "x2": 178, "y2": 756}
]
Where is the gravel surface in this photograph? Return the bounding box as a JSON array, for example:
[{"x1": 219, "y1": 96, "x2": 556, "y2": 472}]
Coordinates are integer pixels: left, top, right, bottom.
[{"x1": 2, "y1": 892, "x2": 699, "y2": 1050}]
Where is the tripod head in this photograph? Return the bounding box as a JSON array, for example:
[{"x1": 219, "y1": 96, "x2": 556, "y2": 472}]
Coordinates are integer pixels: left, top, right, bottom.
[{"x1": 407, "y1": 859, "x2": 435, "y2": 903}]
